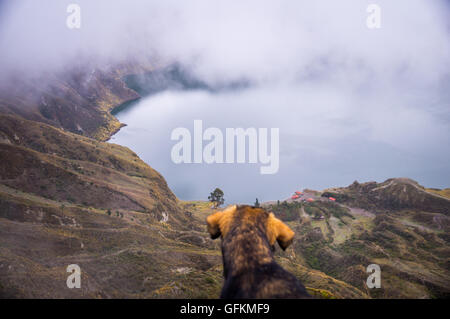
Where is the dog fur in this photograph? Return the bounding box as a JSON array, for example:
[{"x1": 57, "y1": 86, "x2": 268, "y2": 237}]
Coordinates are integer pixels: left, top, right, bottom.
[{"x1": 206, "y1": 205, "x2": 310, "y2": 299}]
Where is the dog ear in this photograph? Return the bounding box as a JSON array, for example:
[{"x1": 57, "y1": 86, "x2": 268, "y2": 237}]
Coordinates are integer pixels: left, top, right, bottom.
[
  {"x1": 206, "y1": 205, "x2": 237, "y2": 239},
  {"x1": 206, "y1": 210, "x2": 223, "y2": 239},
  {"x1": 267, "y1": 213, "x2": 295, "y2": 250}
]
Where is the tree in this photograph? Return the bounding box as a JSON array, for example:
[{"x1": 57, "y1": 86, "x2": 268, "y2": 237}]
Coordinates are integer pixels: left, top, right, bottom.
[
  {"x1": 208, "y1": 188, "x2": 225, "y2": 208},
  {"x1": 254, "y1": 198, "x2": 260, "y2": 207},
  {"x1": 107, "y1": 209, "x2": 111, "y2": 216}
]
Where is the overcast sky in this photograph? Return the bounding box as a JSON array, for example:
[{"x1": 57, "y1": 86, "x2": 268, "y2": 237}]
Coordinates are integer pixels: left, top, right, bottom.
[
  {"x1": 0, "y1": 0, "x2": 448, "y2": 82},
  {"x1": 0, "y1": 1, "x2": 449, "y2": 196}
]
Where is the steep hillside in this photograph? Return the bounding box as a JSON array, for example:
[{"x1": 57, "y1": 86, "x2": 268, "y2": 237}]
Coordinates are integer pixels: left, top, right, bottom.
[
  {"x1": 264, "y1": 178, "x2": 450, "y2": 298},
  {"x1": 0, "y1": 61, "x2": 158, "y2": 141},
  {"x1": 322, "y1": 178, "x2": 450, "y2": 215},
  {"x1": 0, "y1": 65, "x2": 224, "y2": 298},
  {"x1": 0, "y1": 114, "x2": 183, "y2": 220},
  {"x1": 0, "y1": 113, "x2": 218, "y2": 298}
]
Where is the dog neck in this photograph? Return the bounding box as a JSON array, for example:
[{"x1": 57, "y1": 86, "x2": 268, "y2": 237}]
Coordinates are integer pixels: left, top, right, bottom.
[{"x1": 221, "y1": 225, "x2": 275, "y2": 279}]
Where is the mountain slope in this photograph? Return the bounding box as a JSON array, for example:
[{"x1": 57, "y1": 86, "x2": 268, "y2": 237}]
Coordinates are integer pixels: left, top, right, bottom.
[
  {"x1": 0, "y1": 61, "x2": 159, "y2": 141},
  {"x1": 0, "y1": 112, "x2": 217, "y2": 298},
  {"x1": 264, "y1": 178, "x2": 450, "y2": 298},
  {"x1": 322, "y1": 178, "x2": 450, "y2": 215}
]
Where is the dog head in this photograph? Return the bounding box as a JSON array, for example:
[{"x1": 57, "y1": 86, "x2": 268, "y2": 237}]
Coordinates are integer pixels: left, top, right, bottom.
[{"x1": 206, "y1": 205, "x2": 295, "y2": 250}]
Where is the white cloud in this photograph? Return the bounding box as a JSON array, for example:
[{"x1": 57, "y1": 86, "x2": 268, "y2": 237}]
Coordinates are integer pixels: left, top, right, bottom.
[{"x1": 0, "y1": 0, "x2": 449, "y2": 195}]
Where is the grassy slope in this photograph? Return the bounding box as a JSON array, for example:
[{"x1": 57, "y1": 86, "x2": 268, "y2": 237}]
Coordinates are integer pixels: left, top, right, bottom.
[
  {"x1": 0, "y1": 114, "x2": 222, "y2": 298},
  {"x1": 265, "y1": 181, "x2": 450, "y2": 299},
  {"x1": 0, "y1": 197, "x2": 222, "y2": 298},
  {"x1": 426, "y1": 188, "x2": 450, "y2": 199},
  {"x1": 0, "y1": 62, "x2": 159, "y2": 142}
]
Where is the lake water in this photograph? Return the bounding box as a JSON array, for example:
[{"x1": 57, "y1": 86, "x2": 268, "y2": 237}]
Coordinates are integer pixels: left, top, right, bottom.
[{"x1": 110, "y1": 72, "x2": 449, "y2": 204}]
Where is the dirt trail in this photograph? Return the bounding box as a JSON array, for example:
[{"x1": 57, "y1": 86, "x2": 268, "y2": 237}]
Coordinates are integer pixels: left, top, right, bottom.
[
  {"x1": 300, "y1": 206, "x2": 310, "y2": 221},
  {"x1": 342, "y1": 205, "x2": 375, "y2": 218}
]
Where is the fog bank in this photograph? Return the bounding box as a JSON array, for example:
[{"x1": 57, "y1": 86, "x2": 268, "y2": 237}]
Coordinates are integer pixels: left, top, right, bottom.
[{"x1": 1, "y1": 1, "x2": 449, "y2": 195}]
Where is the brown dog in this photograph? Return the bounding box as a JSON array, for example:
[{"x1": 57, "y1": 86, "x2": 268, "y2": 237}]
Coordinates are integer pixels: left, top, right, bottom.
[{"x1": 206, "y1": 205, "x2": 310, "y2": 298}]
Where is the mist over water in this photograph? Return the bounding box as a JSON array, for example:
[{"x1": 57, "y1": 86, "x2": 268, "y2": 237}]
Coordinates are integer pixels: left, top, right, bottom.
[
  {"x1": 111, "y1": 77, "x2": 450, "y2": 204},
  {"x1": 1, "y1": 1, "x2": 449, "y2": 203}
]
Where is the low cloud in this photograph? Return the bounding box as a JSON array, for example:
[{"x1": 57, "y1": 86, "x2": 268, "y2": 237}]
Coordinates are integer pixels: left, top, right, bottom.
[
  {"x1": 1, "y1": 0, "x2": 449, "y2": 196},
  {"x1": 1, "y1": 0, "x2": 449, "y2": 85}
]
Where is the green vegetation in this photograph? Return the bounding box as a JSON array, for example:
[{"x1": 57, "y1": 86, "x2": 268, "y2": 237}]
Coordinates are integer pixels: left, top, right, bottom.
[
  {"x1": 321, "y1": 191, "x2": 350, "y2": 202},
  {"x1": 208, "y1": 188, "x2": 225, "y2": 208},
  {"x1": 426, "y1": 188, "x2": 450, "y2": 199},
  {"x1": 304, "y1": 201, "x2": 354, "y2": 224}
]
